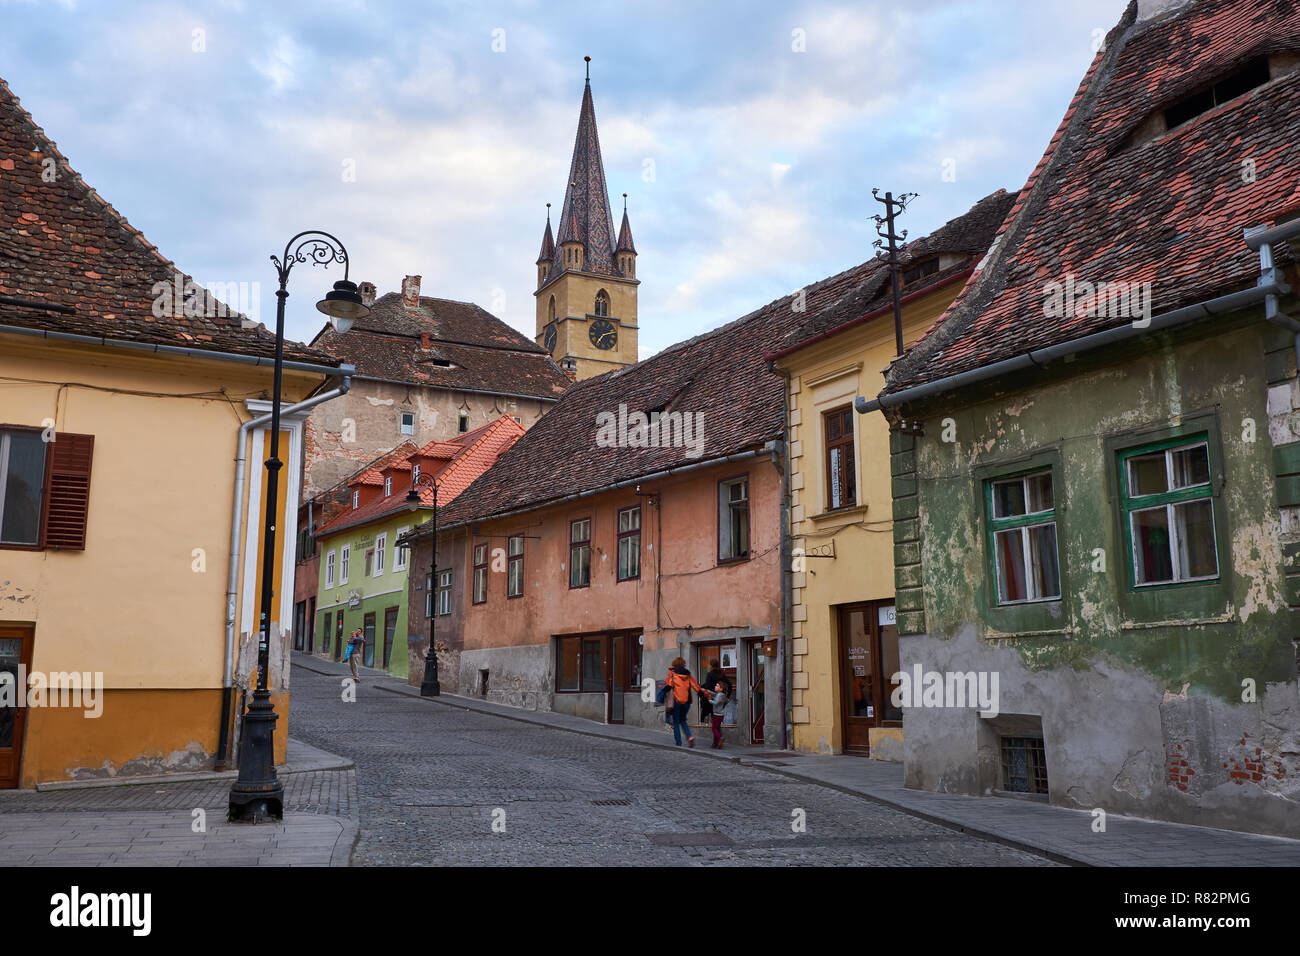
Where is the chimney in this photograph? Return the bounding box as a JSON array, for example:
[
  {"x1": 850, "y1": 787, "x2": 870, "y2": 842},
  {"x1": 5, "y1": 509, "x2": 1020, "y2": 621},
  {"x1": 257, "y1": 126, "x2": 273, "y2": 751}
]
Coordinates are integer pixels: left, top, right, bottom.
[
  {"x1": 401, "y1": 275, "x2": 422, "y2": 312},
  {"x1": 358, "y1": 281, "x2": 377, "y2": 308}
]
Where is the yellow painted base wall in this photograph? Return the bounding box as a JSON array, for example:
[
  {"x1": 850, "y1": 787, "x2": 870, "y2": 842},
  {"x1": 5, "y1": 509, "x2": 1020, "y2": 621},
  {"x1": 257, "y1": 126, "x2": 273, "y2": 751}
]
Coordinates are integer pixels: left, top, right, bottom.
[{"x1": 17, "y1": 688, "x2": 290, "y2": 788}]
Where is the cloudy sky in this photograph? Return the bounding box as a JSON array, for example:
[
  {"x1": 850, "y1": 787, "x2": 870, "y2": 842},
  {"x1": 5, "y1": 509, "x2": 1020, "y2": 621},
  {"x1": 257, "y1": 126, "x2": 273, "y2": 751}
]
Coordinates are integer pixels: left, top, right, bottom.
[{"x1": 2, "y1": 0, "x2": 1130, "y2": 357}]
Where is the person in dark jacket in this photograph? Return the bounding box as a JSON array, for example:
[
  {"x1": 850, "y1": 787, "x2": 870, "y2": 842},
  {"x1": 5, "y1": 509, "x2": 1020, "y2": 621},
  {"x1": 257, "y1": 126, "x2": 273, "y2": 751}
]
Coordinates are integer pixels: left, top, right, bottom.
[{"x1": 701, "y1": 658, "x2": 730, "y2": 721}]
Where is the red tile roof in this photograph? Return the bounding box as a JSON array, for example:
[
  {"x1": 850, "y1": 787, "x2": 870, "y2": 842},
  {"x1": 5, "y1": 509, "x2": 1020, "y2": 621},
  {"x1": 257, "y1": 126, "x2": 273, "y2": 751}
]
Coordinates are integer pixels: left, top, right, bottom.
[
  {"x1": 0, "y1": 77, "x2": 337, "y2": 366},
  {"x1": 315, "y1": 416, "x2": 524, "y2": 538},
  {"x1": 883, "y1": 0, "x2": 1300, "y2": 395},
  {"x1": 310, "y1": 291, "x2": 569, "y2": 400}
]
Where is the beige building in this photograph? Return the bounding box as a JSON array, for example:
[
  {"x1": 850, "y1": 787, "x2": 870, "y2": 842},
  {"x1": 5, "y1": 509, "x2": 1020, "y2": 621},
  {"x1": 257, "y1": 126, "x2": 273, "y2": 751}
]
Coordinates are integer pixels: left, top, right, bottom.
[
  {"x1": 304, "y1": 275, "x2": 571, "y2": 497},
  {"x1": 533, "y1": 70, "x2": 639, "y2": 380}
]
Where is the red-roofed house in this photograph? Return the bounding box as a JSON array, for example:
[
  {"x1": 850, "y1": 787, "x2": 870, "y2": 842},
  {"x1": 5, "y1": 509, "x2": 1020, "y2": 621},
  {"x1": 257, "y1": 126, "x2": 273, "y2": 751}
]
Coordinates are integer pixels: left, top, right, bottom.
[
  {"x1": 862, "y1": 0, "x2": 1300, "y2": 838},
  {"x1": 312, "y1": 416, "x2": 524, "y2": 680}
]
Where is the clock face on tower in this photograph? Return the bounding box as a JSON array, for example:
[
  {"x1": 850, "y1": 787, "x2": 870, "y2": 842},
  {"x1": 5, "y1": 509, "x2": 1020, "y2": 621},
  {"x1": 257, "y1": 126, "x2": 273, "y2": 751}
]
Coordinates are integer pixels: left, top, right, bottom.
[
  {"x1": 543, "y1": 323, "x2": 557, "y2": 355},
  {"x1": 588, "y1": 319, "x2": 617, "y2": 351}
]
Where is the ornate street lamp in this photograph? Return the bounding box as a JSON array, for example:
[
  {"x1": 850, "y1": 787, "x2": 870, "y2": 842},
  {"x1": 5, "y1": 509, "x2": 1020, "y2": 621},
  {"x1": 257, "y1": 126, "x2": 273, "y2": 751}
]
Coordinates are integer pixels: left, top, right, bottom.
[
  {"x1": 406, "y1": 473, "x2": 440, "y2": 697},
  {"x1": 229, "y1": 231, "x2": 367, "y2": 823}
]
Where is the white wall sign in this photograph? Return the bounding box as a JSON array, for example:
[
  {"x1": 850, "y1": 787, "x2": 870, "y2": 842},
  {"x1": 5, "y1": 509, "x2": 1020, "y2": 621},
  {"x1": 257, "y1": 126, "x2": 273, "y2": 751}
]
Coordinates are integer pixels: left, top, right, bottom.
[{"x1": 878, "y1": 605, "x2": 896, "y2": 627}]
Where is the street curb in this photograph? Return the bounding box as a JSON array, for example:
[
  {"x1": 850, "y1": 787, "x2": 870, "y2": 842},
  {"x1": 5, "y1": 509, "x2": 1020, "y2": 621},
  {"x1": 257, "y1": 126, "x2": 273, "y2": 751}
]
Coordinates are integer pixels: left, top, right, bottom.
[{"x1": 370, "y1": 679, "x2": 1082, "y2": 866}]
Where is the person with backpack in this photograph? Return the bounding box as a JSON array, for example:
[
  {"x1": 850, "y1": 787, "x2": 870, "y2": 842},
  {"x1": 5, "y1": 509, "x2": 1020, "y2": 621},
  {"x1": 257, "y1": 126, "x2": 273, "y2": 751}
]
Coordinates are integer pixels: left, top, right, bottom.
[
  {"x1": 664, "y1": 656, "x2": 705, "y2": 747},
  {"x1": 345, "y1": 627, "x2": 366, "y2": 682}
]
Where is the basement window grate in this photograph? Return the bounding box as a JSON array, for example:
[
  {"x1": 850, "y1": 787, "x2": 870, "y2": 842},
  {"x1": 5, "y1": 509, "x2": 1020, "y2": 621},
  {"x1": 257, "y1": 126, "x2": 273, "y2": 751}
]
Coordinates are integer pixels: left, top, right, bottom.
[{"x1": 1000, "y1": 736, "x2": 1049, "y2": 794}]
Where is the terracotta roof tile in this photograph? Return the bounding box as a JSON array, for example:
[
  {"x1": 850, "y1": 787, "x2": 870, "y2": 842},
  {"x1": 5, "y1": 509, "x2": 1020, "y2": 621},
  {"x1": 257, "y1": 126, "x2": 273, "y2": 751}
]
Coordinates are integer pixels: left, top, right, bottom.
[
  {"x1": 0, "y1": 77, "x2": 336, "y2": 366},
  {"x1": 884, "y1": 0, "x2": 1300, "y2": 394}
]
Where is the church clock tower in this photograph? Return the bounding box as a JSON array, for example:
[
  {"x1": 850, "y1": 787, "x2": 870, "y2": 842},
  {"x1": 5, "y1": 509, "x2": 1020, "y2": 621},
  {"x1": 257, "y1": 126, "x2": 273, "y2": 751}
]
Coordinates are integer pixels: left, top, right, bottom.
[{"x1": 535, "y1": 58, "x2": 639, "y2": 380}]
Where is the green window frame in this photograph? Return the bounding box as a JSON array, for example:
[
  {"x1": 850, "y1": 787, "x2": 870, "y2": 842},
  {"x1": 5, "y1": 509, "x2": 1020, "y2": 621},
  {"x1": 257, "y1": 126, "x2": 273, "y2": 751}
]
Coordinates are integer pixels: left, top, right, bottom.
[
  {"x1": 985, "y1": 468, "x2": 1061, "y2": 605},
  {"x1": 1118, "y1": 434, "x2": 1219, "y2": 588}
]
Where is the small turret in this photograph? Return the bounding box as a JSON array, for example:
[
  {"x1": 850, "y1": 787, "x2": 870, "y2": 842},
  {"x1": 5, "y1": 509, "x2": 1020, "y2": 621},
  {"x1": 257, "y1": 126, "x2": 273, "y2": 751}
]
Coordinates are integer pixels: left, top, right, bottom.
[
  {"x1": 537, "y1": 204, "x2": 555, "y2": 288},
  {"x1": 616, "y1": 193, "x2": 636, "y2": 277}
]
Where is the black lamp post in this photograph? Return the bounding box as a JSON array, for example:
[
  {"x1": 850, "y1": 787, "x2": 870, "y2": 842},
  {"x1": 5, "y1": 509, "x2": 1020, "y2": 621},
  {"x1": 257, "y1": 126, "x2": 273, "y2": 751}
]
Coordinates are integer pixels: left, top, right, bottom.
[
  {"x1": 406, "y1": 473, "x2": 440, "y2": 697},
  {"x1": 229, "y1": 231, "x2": 368, "y2": 823}
]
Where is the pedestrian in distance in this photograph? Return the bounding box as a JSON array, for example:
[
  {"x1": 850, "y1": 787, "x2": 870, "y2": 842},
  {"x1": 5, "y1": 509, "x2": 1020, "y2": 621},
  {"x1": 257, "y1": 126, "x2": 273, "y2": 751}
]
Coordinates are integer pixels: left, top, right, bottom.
[
  {"x1": 665, "y1": 656, "x2": 705, "y2": 747},
  {"x1": 345, "y1": 627, "x2": 365, "y2": 682},
  {"x1": 708, "y1": 682, "x2": 728, "y2": 749}
]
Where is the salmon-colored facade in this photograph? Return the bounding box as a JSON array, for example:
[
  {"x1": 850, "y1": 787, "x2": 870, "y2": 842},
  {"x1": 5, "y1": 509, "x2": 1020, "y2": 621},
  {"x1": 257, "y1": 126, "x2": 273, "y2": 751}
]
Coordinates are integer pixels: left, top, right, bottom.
[{"x1": 409, "y1": 456, "x2": 785, "y2": 743}]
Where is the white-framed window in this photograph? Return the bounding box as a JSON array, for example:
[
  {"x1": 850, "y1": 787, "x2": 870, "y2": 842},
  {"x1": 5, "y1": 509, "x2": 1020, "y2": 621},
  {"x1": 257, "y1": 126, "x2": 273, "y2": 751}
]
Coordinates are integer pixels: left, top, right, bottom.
[
  {"x1": 341, "y1": 544, "x2": 350, "y2": 584},
  {"x1": 325, "y1": 550, "x2": 336, "y2": 588},
  {"x1": 374, "y1": 533, "x2": 386, "y2": 575},
  {"x1": 438, "y1": 569, "x2": 453, "y2": 615},
  {"x1": 394, "y1": 527, "x2": 409, "y2": 570},
  {"x1": 352, "y1": 490, "x2": 359, "y2": 510},
  {"x1": 988, "y1": 470, "x2": 1060, "y2": 604},
  {"x1": 400, "y1": 412, "x2": 415, "y2": 435},
  {"x1": 412, "y1": 463, "x2": 421, "y2": 482},
  {"x1": 384, "y1": 476, "x2": 392, "y2": 496}
]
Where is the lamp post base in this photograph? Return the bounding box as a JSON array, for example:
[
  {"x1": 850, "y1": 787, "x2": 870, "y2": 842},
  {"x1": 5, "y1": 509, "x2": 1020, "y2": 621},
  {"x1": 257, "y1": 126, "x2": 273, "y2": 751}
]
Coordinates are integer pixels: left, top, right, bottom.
[
  {"x1": 420, "y1": 650, "x2": 441, "y2": 697},
  {"x1": 228, "y1": 688, "x2": 284, "y2": 822}
]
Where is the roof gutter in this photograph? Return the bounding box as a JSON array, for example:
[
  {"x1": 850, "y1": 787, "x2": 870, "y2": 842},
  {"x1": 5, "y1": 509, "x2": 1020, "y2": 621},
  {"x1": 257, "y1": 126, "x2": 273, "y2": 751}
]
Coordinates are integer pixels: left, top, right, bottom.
[
  {"x1": 406, "y1": 441, "x2": 780, "y2": 540},
  {"x1": 217, "y1": 376, "x2": 352, "y2": 769},
  {"x1": 0, "y1": 321, "x2": 352, "y2": 379},
  {"x1": 349, "y1": 373, "x2": 562, "y2": 405},
  {"x1": 855, "y1": 278, "x2": 1286, "y2": 416}
]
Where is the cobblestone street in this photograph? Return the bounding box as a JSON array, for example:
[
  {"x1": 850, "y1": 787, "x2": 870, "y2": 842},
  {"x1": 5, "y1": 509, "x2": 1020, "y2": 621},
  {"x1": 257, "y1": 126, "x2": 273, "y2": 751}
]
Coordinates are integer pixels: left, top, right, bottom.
[{"x1": 290, "y1": 662, "x2": 1053, "y2": 866}]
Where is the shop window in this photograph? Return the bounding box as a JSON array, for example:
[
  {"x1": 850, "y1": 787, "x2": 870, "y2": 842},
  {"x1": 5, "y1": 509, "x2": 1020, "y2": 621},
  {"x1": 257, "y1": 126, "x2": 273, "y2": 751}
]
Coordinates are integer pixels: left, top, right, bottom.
[
  {"x1": 987, "y1": 470, "x2": 1060, "y2": 604},
  {"x1": 617, "y1": 506, "x2": 640, "y2": 581},
  {"x1": 1119, "y1": 437, "x2": 1218, "y2": 586}
]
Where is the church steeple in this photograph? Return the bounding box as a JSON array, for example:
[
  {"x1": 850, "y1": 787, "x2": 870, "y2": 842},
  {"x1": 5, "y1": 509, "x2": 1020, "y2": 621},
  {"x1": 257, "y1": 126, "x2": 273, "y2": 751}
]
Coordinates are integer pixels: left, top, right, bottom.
[{"x1": 534, "y1": 58, "x2": 640, "y2": 381}]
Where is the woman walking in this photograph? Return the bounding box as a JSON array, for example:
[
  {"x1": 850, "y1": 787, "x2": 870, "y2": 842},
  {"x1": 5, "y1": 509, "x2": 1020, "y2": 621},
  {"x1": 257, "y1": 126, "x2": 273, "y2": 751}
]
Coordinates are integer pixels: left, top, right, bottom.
[{"x1": 664, "y1": 657, "x2": 706, "y2": 747}]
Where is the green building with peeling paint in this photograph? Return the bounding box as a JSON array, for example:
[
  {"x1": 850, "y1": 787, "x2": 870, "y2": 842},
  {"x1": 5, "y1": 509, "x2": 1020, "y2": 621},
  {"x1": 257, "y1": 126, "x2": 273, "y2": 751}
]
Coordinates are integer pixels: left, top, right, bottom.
[{"x1": 858, "y1": 0, "x2": 1300, "y2": 838}]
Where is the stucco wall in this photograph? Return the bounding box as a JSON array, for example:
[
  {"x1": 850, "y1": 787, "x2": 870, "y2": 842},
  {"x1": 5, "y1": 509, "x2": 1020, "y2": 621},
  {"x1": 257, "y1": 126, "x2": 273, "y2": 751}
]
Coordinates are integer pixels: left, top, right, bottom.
[{"x1": 899, "y1": 320, "x2": 1300, "y2": 837}]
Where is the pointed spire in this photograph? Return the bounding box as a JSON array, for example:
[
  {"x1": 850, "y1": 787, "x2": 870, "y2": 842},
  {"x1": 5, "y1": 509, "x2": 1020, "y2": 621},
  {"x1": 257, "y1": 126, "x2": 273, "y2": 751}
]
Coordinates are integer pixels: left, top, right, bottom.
[
  {"x1": 616, "y1": 193, "x2": 636, "y2": 255},
  {"x1": 537, "y1": 203, "x2": 554, "y2": 263},
  {"x1": 550, "y1": 61, "x2": 618, "y2": 275}
]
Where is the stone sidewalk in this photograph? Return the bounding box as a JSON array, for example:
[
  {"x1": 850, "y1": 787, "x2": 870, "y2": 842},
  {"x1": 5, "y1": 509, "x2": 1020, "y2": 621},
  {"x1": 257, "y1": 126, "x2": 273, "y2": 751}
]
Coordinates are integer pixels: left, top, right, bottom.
[
  {"x1": 296, "y1": 652, "x2": 1300, "y2": 867},
  {"x1": 0, "y1": 737, "x2": 358, "y2": 866}
]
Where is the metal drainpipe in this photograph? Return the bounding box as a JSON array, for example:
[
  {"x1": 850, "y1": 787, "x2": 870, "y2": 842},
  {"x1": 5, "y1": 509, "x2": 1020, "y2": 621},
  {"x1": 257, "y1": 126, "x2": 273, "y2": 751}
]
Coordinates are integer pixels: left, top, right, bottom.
[
  {"x1": 1245, "y1": 221, "x2": 1300, "y2": 372},
  {"x1": 216, "y1": 376, "x2": 351, "y2": 769},
  {"x1": 767, "y1": 361, "x2": 794, "y2": 752}
]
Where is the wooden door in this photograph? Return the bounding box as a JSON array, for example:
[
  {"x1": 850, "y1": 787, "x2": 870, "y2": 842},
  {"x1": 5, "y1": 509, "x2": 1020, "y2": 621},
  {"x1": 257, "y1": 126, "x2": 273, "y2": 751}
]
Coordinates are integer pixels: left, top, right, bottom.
[
  {"x1": 0, "y1": 624, "x2": 34, "y2": 788},
  {"x1": 838, "y1": 602, "x2": 900, "y2": 754}
]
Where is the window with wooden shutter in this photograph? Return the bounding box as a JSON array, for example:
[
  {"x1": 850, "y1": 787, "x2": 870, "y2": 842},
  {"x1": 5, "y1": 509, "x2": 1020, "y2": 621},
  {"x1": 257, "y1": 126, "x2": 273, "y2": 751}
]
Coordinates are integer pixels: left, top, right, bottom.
[{"x1": 41, "y1": 432, "x2": 94, "y2": 550}]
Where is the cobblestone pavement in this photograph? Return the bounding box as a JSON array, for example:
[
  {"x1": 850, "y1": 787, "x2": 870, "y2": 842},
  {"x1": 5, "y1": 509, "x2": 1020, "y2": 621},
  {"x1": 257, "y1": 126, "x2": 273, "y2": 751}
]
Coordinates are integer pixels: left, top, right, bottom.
[{"x1": 290, "y1": 663, "x2": 1056, "y2": 866}]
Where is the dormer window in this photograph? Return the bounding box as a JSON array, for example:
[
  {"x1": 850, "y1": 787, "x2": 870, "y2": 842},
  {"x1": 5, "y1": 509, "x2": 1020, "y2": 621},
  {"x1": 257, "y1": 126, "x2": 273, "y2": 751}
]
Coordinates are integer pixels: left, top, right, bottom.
[
  {"x1": 1164, "y1": 56, "x2": 1269, "y2": 131},
  {"x1": 352, "y1": 490, "x2": 359, "y2": 509},
  {"x1": 384, "y1": 476, "x2": 392, "y2": 496},
  {"x1": 902, "y1": 257, "x2": 940, "y2": 284},
  {"x1": 413, "y1": 463, "x2": 421, "y2": 482}
]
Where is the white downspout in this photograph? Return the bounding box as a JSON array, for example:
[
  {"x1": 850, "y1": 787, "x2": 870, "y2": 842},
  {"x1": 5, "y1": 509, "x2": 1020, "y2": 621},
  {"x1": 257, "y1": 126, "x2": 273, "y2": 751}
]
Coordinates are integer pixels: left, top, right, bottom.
[{"x1": 217, "y1": 377, "x2": 351, "y2": 768}]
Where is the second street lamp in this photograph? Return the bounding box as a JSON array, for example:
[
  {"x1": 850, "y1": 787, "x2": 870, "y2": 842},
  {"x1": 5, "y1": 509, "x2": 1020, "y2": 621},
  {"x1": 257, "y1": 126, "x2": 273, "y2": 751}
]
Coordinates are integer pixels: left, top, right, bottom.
[
  {"x1": 229, "y1": 230, "x2": 368, "y2": 823},
  {"x1": 406, "y1": 473, "x2": 441, "y2": 697}
]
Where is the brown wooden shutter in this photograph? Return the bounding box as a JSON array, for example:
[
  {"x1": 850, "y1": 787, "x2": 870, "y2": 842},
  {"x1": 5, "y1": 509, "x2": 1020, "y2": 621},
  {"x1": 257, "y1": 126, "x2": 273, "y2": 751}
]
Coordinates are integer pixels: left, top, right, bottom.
[{"x1": 42, "y1": 432, "x2": 94, "y2": 550}]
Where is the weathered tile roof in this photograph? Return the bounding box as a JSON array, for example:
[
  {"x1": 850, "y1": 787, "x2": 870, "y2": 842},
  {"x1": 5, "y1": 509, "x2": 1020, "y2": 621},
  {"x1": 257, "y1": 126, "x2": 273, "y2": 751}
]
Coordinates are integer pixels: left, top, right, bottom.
[
  {"x1": 0, "y1": 77, "x2": 337, "y2": 366},
  {"x1": 420, "y1": 254, "x2": 914, "y2": 534},
  {"x1": 311, "y1": 291, "x2": 570, "y2": 400},
  {"x1": 766, "y1": 189, "x2": 1017, "y2": 359},
  {"x1": 883, "y1": 0, "x2": 1300, "y2": 395},
  {"x1": 316, "y1": 416, "x2": 523, "y2": 538}
]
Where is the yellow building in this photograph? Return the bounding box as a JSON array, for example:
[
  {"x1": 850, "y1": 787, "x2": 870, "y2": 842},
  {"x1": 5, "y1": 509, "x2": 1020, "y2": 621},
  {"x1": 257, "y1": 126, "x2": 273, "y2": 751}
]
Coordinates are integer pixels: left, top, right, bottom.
[
  {"x1": 534, "y1": 66, "x2": 639, "y2": 380},
  {"x1": 767, "y1": 191, "x2": 1016, "y2": 757},
  {"x1": 0, "y1": 77, "x2": 346, "y2": 787}
]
